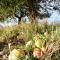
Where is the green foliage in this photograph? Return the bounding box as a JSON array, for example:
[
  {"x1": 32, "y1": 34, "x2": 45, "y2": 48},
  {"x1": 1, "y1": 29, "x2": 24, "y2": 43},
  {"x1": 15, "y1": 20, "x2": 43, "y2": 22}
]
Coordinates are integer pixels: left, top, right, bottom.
[
  {"x1": 0, "y1": 0, "x2": 26, "y2": 8},
  {"x1": 0, "y1": 7, "x2": 14, "y2": 20},
  {"x1": 0, "y1": 0, "x2": 26, "y2": 20}
]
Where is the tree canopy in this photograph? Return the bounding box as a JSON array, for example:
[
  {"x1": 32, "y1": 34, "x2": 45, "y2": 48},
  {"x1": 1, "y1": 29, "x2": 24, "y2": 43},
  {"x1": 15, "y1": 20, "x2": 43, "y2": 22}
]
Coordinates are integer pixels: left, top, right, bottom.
[{"x1": 0, "y1": 0, "x2": 37, "y2": 20}]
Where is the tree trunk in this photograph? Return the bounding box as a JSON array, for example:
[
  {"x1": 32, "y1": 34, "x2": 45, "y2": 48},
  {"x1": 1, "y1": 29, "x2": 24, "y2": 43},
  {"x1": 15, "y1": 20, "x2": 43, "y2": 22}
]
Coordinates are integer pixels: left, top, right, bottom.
[
  {"x1": 27, "y1": 0, "x2": 34, "y2": 12},
  {"x1": 27, "y1": 0, "x2": 36, "y2": 22}
]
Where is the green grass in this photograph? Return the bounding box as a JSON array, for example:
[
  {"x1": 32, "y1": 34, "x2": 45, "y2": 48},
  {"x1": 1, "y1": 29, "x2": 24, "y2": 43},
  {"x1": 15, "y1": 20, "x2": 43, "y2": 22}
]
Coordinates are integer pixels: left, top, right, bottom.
[{"x1": 0, "y1": 22, "x2": 60, "y2": 60}]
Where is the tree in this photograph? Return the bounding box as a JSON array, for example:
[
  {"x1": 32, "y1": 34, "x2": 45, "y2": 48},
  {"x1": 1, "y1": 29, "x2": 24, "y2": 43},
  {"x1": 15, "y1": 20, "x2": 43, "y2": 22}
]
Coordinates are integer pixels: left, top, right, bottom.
[
  {"x1": 0, "y1": 0, "x2": 37, "y2": 22},
  {"x1": 0, "y1": 0, "x2": 26, "y2": 19},
  {"x1": 27, "y1": 0, "x2": 37, "y2": 22}
]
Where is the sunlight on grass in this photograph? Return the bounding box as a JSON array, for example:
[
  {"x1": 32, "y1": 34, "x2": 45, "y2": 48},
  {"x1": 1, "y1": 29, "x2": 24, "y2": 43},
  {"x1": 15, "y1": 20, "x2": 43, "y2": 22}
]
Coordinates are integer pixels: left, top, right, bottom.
[{"x1": 0, "y1": 22, "x2": 60, "y2": 60}]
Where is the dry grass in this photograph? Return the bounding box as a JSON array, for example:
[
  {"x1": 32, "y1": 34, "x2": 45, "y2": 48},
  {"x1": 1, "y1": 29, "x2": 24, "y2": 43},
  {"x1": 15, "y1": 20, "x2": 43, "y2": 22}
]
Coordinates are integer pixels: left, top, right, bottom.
[{"x1": 0, "y1": 22, "x2": 60, "y2": 60}]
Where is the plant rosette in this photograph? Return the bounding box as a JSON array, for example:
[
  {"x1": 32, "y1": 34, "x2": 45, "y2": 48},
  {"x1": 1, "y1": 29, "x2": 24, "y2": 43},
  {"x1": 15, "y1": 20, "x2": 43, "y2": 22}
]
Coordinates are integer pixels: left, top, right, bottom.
[
  {"x1": 33, "y1": 48, "x2": 44, "y2": 58},
  {"x1": 33, "y1": 35, "x2": 43, "y2": 49},
  {"x1": 8, "y1": 49, "x2": 25, "y2": 60},
  {"x1": 35, "y1": 40, "x2": 42, "y2": 49}
]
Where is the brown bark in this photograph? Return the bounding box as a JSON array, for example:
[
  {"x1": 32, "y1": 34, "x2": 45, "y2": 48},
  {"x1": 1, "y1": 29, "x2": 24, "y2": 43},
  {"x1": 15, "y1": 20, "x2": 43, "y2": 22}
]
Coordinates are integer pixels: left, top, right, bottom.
[
  {"x1": 27, "y1": 0, "x2": 36, "y2": 22},
  {"x1": 27, "y1": 0, "x2": 34, "y2": 12}
]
